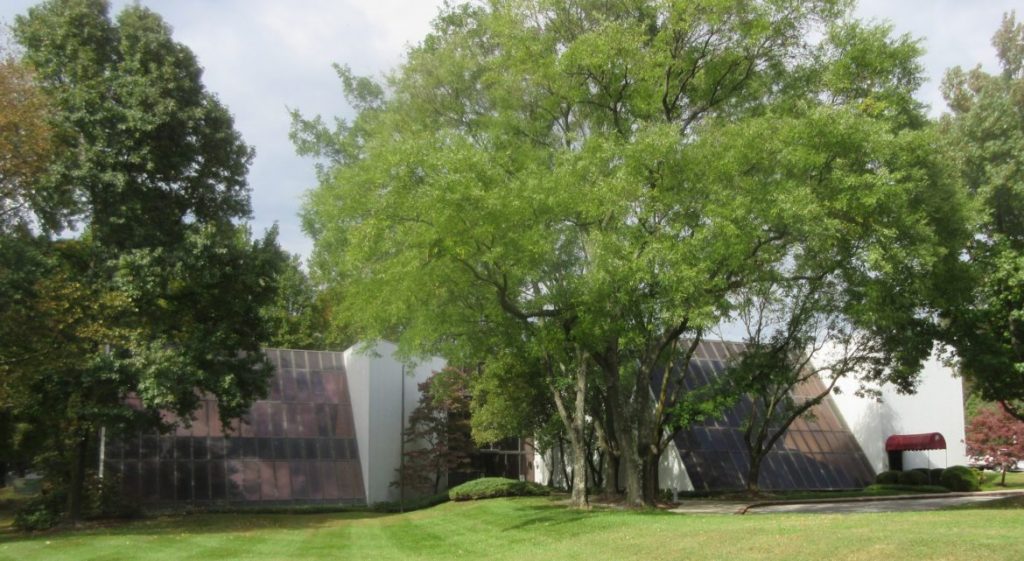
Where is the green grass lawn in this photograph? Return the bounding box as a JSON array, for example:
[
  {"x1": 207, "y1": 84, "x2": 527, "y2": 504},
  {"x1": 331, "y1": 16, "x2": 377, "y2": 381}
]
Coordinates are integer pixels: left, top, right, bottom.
[
  {"x1": 1, "y1": 496, "x2": 1022, "y2": 561},
  {"x1": 979, "y1": 470, "x2": 1024, "y2": 490}
]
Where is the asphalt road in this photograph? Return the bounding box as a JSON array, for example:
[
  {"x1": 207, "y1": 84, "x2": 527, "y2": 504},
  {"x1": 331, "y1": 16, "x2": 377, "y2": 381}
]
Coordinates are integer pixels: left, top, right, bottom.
[{"x1": 746, "y1": 494, "x2": 1009, "y2": 514}]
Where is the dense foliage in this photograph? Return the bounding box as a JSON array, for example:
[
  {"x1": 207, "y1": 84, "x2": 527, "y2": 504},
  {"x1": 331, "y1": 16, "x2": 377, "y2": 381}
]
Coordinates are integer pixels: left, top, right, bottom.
[
  {"x1": 395, "y1": 368, "x2": 476, "y2": 495},
  {"x1": 260, "y1": 254, "x2": 342, "y2": 350},
  {"x1": 297, "y1": 0, "x2": 967, "y2": 507},
  {"x1": 1, "y1": 0, "x2": 285, "y2": 522},
  {"x1": 966, "y1": 403, "x2": 1024, "y2": 485},
  {"x1": 0, "y1": 44, "x2": 60, "y2": 232},
  {"x1": 941, "y1": 14, "x2": 1024, "y2": 421}
]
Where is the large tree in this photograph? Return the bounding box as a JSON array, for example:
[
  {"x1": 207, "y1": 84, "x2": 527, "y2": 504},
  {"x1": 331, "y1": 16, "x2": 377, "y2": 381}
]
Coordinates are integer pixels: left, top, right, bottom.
[
  {"x1": 260, "y1": 254, "x2": 343, "y2": 350},
  {"x1": 0, "y1": 42, "x2": 62, "y2": 232},
  {"x1": 3, "y1": 0, "x2": 284, "y2": 522},
  {"x1": 298, "y1": 0, "x2": 966, "y2": 507},
  {"x1": 942, "y1": 13, "x2": 1024, "y2": 421}
]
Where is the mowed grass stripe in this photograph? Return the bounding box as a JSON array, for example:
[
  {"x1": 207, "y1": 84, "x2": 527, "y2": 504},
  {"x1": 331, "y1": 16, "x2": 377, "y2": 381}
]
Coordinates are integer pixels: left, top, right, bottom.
[{"x1": 1, "y1": 497, "x2": 1022, "y2": 561}]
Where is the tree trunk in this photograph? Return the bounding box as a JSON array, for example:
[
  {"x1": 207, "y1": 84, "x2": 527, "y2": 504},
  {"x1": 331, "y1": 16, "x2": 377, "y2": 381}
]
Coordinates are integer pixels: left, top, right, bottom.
[
  {"x1": 1001, "y1": 466, "x2": 1008, "y2": 486},
  {"x1": 602, "y1": 452, "x2": 620, "y2": 499},
  {"x1": 568, "y1": 432, "x2": 589, "y2": 508},
  {"x1": 67, "y1": 432, "x2": 90, "y2": 524},
  {"x1": 565, "y1": 362, "x2": 590, "y2": 509},
  {"x1": 549, "y1": 360, "x2": 590, "y2": 509},
  {"x1": 747, "y1": 453, "x2": 763, "y2": 495},
  {"x1": 557, "y1": 436, "x2": 571, "y2": 490},
  {"x1": 618, "y1": 430, "x2": 643, "y2": 507},
  {"x1": 593, "y1": 409, "x2": 620, "y2": 499},
  {"x1": 585, "y1": 426, "x2": 603, "y2": 490},
  {"x1": 641, "y1": 450, "x2": 661, "y2": 505},
  {"x1": 601, "y1": 359, "x2": 643, "y2": 507}
]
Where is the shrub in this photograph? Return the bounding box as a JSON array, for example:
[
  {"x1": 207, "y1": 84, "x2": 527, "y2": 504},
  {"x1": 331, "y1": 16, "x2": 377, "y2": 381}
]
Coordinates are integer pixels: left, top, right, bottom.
[
  {"x1": 941, "y1": 465, "x2": 981, "y2": 492},
  {"x1": 929, "y1": 468, "x2": 946, "y2": 485},
  {"x1": 898, "y1": 470, "x2": 930, "y2": 486},
  {"x1": 13, "y1": 491, "x2": 65, "y2": 531},
  {"x1": 448, "y1": 477, "x2": 550, "y2": 501},
  {"x1": 12, "y1": 474, "x2": 140, "y2": 531},
  {"x1": 875, "y1": 470, "x2": 901, "y2": 485},
  {"x1": 372, "y1": 492, "x2": 450, "y2": 513}
]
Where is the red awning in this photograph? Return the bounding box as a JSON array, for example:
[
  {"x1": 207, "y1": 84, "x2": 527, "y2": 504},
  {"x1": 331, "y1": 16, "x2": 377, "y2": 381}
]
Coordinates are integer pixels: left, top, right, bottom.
[{"x1": 885, "y1": 433, "x2": 947, "y2": 452}]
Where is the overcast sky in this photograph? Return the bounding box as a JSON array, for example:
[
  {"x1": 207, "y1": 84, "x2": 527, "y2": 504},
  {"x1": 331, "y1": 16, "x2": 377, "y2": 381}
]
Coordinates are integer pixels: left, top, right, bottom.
[{"x1": 2, "y1": 1, "x2": 1019, "y2": 259}]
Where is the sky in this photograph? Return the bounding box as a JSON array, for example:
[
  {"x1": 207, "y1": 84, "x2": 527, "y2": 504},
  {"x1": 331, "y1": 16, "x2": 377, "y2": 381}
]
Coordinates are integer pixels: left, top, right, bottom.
[{"x1": 1, "y1": 0, "x2": 1020, "y2": 259}]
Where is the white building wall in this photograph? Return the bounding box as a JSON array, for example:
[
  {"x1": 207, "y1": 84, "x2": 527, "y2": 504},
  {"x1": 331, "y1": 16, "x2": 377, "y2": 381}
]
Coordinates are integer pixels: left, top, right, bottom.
[
  {"x1": 531, "y1": 439, "x2": 694, "y2": 494},
  {"x1": 343, "y1": 347, "x2": 373, "y2": 503},
  {"x1": 344, "y1": 341, "x2": 445, "y2": 505},
  {"x1": 659, "y1": 443, "x2": 694, "y2": 494},
  {"x1": 830, "y1": 353, "x2": 968, "y2": 473}
]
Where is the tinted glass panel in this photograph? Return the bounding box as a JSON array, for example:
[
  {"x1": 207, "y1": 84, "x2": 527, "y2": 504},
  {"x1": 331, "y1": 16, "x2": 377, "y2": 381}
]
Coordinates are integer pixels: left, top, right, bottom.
[
  {"x1": 671, "y1": 342, "x2": 875, "y2": 491},
  {"x1": 119, "y1": 350, "x2": 363, "y2": 504}
]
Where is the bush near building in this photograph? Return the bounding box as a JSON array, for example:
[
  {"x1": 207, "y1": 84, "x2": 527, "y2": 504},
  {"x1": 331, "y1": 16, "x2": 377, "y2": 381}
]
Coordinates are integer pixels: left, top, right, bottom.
[
  {"x1": 941, "y1": 466, "x2": 982, "y2": 492},
  {"x1": 448, "y1": 478, "x2": 549, "y2": 501}
]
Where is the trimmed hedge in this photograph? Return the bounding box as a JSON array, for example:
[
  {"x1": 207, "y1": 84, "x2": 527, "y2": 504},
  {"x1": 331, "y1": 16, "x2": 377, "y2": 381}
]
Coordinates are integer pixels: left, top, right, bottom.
[
  {"x1": 875, "y1": 470, "x2": 901, "y2": 485},
  {"x1": 898, "y1": 470, "x2": 930, "y2": 486},
  {"x1": 448, "y1": 477, "x2": 550, "y2": 501},
  {"x1": 929, "y1": 468, "x2": 946, "y2": 486},
  {"x1": 372, "y1": 492, "x2": 450, "y2": 513},
  {"x1": 941, "y1": 465, "x2": 981, "y2": 492}
]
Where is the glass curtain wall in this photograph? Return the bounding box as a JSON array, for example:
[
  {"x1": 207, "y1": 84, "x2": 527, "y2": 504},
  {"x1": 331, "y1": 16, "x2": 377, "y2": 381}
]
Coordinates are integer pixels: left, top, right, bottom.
[{"x1": 103, "y1": 349, "x2": 366, "y2": 505}]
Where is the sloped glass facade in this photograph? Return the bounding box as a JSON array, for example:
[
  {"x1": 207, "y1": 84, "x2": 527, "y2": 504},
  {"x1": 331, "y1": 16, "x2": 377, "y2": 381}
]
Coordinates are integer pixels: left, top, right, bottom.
[
  {"x1": 673, "y1": 341, "x2": 875, "y2": 491},
  {"x1": 103, "y1": 349, "x2": 366, "y2": 505}
]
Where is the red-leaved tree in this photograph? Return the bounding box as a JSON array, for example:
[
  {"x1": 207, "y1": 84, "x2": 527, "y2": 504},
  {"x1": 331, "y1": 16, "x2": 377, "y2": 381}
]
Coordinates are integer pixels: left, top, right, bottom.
[
  {"x1": 966, "y1": 403, "x2": 1024, "y2": 485},
  {"x1": 394, "y1": 368, "x2": 476, "y2": 495}
]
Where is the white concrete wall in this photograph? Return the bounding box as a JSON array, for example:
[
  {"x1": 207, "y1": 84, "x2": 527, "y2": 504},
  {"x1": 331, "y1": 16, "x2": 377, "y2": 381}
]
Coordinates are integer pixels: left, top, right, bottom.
[
  {"x1": 532, "y1": 439, "x2": 694, "y2": 494},
  {"x1": 343, "y1": 347, "x2": 373, "y2": 503},
  {"x1": 830, "y1": 352, "x2": 968, "y2": 473},
  {"x1": 659, "y1": 443, "x2": 694, "y2": 494},
  {"x1": 344, "y1": 341, "x2": 445, "y2": 505}
]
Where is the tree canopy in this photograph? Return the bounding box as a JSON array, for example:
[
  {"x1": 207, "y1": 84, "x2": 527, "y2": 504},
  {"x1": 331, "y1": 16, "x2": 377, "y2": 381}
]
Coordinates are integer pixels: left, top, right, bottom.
[
  {"x1": 0, "y1": 41, "x2": 58, "y2": 232},
  {"x1": 941, "y1": 13, "x2": 1024, "y2": 421},
  {"x1": 2, "y1": 0, "x2": 285, "y2": 522},
  {"x1": 297, "y1": 0, "x2": 968, "y2": 507}
]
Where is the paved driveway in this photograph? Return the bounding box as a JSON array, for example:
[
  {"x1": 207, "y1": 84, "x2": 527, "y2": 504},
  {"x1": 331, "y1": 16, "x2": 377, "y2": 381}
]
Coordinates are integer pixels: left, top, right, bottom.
[{"x1": 746, "y1": 494, "x2": 1011, "y2": 514}]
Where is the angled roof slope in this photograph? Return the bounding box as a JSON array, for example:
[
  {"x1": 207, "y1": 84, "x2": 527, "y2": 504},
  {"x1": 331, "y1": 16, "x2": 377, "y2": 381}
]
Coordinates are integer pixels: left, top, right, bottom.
[{"x1": 671, "y1": 340, "x2": 875, "y2": 491}]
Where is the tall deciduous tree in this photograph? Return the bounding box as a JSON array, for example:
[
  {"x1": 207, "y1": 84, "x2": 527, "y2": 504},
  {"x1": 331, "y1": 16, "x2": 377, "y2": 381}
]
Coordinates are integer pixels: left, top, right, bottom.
[
  {"x1": 0, "y1": 42, "x2": 61, "y2": 232},
  {"x1": 3, "y1": 0, "x2": 284, "y2": 522},
  {"x1": 261, "y1": 254, "x2": 343, "y2": 350},
  {"x1": 942, "y1": 13, "x2": 1024, "y2": 421},
  {"x1": 298, "y1": 0, "x2": 966, "y2": 507}
]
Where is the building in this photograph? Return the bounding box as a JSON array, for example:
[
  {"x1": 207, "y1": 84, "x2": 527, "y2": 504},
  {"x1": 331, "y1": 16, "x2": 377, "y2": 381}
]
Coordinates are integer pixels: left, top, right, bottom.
[
  {"x1": 830, "y1": 353, "x2": 968, "y2": 473},
  {"x1": 533, "y1": 340, "x2": 968, "y2": 493},
  {"x1": 102, "y1": 340, "x2": 967, "y2": 506},
  {"x1": 103, "y1": 342, "x2": 441, "y2": 506}
]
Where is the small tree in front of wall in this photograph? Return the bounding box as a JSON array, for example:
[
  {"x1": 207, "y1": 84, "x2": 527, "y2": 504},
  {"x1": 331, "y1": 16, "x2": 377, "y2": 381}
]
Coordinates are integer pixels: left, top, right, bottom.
[
  {"x1": 966, "y1": 403, "x2": 1024, "y2": 486},
  {"x1": 394, "y1": 368, "x2": 475, "y2": 495}
]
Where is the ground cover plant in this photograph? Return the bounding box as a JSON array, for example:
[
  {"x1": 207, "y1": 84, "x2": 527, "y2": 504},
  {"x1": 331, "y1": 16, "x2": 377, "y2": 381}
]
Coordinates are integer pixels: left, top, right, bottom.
[{"x1": 1, "y1": 496, "x2": 1023, "y2": 561}]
